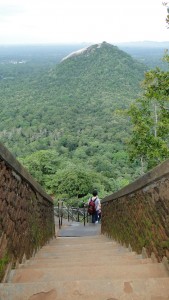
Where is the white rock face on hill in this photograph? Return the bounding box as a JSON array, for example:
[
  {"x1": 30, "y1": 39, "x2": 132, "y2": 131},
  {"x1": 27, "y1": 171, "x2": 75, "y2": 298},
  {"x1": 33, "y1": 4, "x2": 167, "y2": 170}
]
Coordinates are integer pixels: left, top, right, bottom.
[{"x1": 61, "y1": 42, "x2": 108, "y2": 62}]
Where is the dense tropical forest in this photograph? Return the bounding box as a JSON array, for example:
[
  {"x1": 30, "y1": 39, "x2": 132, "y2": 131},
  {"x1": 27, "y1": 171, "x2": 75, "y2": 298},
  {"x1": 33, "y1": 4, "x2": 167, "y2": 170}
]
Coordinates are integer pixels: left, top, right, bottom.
[{"x1": 0, "y1": 41, "x2": 168, "y2": 204}]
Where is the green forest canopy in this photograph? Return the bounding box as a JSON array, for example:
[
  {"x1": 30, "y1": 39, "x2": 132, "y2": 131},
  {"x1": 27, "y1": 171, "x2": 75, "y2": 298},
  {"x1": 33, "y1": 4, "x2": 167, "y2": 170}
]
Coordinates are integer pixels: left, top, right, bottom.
[{"x1": 0, "y1": 42, "x2": 168, "y2": 203}]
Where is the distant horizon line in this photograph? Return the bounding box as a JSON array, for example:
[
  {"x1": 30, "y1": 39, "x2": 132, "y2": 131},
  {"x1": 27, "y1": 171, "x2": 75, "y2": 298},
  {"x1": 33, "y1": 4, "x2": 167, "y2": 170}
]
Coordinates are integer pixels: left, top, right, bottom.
[{"x1": 0, "y1": 40, "x2": 169, "y2": 47}]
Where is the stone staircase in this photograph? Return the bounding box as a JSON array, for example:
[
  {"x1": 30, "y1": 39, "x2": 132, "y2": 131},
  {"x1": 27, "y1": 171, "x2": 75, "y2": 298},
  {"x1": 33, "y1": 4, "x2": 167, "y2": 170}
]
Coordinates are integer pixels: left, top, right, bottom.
[{"x1": 0, "y1": 222, "x2": 169, "y2": 300}]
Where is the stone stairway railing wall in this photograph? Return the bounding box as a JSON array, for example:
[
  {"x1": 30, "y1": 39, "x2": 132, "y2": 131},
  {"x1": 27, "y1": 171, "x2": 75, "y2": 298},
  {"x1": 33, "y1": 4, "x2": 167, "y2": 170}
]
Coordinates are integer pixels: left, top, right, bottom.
[
  {"x1": 0, "y1": 142, "x2": 55, "y2": 282},
  {"x1": 101, "y1": 159, "x2": 169, "y2": 263}
]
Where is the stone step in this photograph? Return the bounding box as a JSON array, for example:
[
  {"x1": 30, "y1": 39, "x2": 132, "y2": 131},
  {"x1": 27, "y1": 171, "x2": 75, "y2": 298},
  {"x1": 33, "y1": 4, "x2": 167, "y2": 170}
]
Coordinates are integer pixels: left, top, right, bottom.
[
  {"x1": 37, "y1": 246, "x2": 130, "y2": 255},
  {"x1": 21, "y1": 257, "x2": 152, "y2": 269},
  {"x1": 32, "y1": 253, "x2": 138, "y2": 263},
  {"x1": 46, "y1": 240, "x2": 115, "y2": 248},
  {"x1": 11, "y1": 263, "x2": 168, "y2": 283},
  {"x1": 39, "y1": 241, "x2": 119, "y2": 251},
  {"x1": 41, "y1": 241, "x2": 130, "y2": 248},
  {"x1": 33, "y1": 249, "x2": 138, "y2": 260},
  {"x1": 43, "y1": 235, "x2": 116, "y2": 243},
  {"x1": 1, "y1": 278, "x2": 169, "y2": 300},
  {"x1": 50, "y1": 235, "x2": 111, "y2": 244}
]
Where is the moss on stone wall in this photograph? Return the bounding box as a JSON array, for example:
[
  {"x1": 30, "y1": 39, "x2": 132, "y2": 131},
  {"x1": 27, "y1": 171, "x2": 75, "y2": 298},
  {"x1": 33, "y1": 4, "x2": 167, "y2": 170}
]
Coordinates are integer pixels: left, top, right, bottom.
[
  {"x1": 0, "y1": 253, "x2": 9, "y2": 282},
  {"x1": 102, "y1": 175, "x2": 169, "y2": 262},
  {"x1": 0, "y1": 156, "x2": 55, "y2": 282}
]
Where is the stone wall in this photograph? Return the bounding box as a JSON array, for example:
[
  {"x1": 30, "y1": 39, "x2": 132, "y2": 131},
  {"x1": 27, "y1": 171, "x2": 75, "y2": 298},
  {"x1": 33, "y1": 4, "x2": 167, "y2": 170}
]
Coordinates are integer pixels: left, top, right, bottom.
[
  {"x1": 101, "y1": 159, "x2": 169, "y2": 262},
  {"x1": 0, "y1": 143, "x2": 55, "y2": 282}
]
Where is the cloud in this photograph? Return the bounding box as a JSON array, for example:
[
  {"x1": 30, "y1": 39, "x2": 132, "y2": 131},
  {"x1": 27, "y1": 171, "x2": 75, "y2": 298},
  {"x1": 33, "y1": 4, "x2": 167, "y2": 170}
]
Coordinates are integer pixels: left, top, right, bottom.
[{"x1": 0, "y1": 0, "x2": 168, "y2": 44}]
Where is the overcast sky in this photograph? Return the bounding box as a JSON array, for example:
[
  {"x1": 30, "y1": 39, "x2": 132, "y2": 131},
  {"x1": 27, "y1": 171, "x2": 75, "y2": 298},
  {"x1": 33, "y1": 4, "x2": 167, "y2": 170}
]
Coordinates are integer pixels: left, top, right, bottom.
[{"x1": 0, "y1": 0, "x2": 168, "y2": 45}]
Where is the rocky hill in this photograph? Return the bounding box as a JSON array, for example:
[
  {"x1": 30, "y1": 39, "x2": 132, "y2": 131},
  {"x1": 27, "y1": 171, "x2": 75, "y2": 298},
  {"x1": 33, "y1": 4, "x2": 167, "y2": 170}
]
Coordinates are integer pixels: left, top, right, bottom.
[{"x1": 0, "y1": 42, "x2": 147, "y2": 197}]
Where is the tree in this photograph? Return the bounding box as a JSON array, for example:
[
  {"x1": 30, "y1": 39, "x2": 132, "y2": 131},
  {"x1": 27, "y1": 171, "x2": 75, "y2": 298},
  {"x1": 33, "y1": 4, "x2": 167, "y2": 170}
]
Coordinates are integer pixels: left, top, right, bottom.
[
  {"x1": 127, "y1": 4, "x2": 169, "y2": 171},
  {"x1": 127, "y1": 65, "x2": 169, "y2": 171},
  {"x1": 164, "y1": 2, "x2": 169, "y2": 27},
  {"x1": 52, "y1": 167, "x2": 93, "y2": 199},
  {"x1": 19, "y1": 150, "x2": 61, "y2": 192}
]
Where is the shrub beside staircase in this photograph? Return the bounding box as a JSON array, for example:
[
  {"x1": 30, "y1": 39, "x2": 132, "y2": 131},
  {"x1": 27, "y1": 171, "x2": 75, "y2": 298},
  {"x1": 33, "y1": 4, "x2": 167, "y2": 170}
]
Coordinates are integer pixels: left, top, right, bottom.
[{"x1": 0, "y1": 231, "x2": 169, "y2": 300}]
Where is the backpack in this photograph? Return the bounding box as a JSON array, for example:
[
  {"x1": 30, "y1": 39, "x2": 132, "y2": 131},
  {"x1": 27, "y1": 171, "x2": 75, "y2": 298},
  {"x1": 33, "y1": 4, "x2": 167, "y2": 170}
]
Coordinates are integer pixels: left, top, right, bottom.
[{"x1": 88, "y1": 198, "x2": 96, "y2": 215}]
